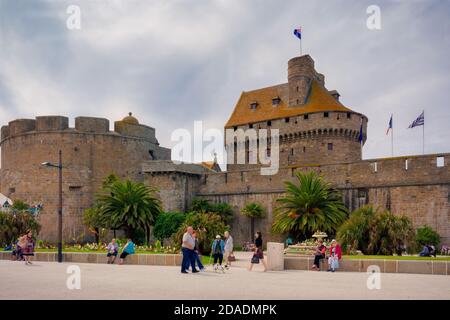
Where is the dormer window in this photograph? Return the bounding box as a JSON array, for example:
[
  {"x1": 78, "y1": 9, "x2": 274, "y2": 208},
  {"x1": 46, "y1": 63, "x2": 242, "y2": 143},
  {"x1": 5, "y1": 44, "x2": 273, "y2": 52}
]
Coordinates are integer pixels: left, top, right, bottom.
[
  {"x1": 249, "y1": 102, "x2": 258, "y2": 110},
  {"x1": 272, "y1": 97, "x2": 281, "y2": 106}
]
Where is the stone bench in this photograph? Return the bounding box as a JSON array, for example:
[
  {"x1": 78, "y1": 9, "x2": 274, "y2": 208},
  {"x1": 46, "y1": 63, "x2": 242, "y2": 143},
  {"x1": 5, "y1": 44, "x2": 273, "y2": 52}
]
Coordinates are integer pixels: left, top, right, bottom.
[
  {"x1": 284, "y1": 256, "x2": 450, "y2": 275},
  {"x1": 0, "y1": 251, "x2": 183, "y2": 266}
]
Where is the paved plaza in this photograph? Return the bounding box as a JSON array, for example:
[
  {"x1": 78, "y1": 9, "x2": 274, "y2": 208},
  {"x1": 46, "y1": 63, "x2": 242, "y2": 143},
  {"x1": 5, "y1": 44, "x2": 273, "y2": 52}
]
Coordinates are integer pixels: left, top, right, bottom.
[{"x1": 0, "y1": 259, "x2": 449, "y2": 300}]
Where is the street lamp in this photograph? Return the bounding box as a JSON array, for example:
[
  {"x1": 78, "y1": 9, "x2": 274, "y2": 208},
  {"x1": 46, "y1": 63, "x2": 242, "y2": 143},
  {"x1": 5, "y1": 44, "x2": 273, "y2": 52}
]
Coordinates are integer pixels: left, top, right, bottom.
[{"x1": 41, "y1": 150, "x2": 63, "y2": 263}]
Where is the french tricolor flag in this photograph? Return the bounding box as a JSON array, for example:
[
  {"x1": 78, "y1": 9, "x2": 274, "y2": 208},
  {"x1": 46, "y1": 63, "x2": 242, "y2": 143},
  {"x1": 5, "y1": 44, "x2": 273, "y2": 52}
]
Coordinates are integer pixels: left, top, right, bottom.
[{"x1": 293, "y1": 27, "x2": 301, "y2": 39}]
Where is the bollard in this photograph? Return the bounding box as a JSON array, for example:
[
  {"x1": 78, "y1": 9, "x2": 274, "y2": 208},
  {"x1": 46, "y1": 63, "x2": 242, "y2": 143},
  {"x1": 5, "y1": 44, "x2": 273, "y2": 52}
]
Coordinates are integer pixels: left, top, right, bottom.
[{"x1": 267, "y1": 242, "x2": 285, "y2": 271}]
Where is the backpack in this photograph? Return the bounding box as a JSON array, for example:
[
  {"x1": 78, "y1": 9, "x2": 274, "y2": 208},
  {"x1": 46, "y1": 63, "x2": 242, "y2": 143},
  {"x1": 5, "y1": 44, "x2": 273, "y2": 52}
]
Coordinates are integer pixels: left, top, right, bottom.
[{"x1": 214, "y1": 240, "x2": 222, "y2": 254}]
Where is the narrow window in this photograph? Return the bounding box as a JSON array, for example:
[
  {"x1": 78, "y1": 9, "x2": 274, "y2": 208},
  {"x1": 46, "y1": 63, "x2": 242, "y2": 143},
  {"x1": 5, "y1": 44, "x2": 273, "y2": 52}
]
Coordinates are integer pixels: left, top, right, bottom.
[
  {"x1": 285, "y1": 117, "x2": 290, "y2": 123},
  {"x1": 405, "y1": 159, "x2": 408, "y2": 170},
  {"x1": 347, "y1": 112, "x2": 351, "y2": 119},
  {"x1": 267, "y1": 120, "x2": 271, "y2": 126},
  {"x1": 290, "y1": 148, "x2": 294, "y2": 156},
  {"x1": 328, "y1": 143, "x2": 333, "y2": 151},
  {"x1": 303, "y1": 146, "x2": 306, "y2": 153},
  {"x1": 233, "y1": 126, "x2": 237, "y2": 131},
  {"x1": 249, "y1": 123, "x2": 253, "y2": 129},
  {"x1": 324, "y1": 112, "x2": 329, "y2": 118},
  {"x1": 304, "y1": 114, "x2": 309, "y2": 120},
  {"x1": 437, "y1": 156, "x2": 445, "y2": 167},
  {"x1": 373, "y1": 162, "x2": 378, "y2": 173}
]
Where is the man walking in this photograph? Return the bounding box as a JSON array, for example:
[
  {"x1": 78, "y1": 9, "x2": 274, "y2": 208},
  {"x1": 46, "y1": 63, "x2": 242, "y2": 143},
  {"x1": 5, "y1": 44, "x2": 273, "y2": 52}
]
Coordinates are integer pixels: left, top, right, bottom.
[
  {"x1": 224, "y1": 231, "x2": 234, "y2": 270},
  {"x1": 181, "y1": 226, "x2": 199, "y2": 274}
]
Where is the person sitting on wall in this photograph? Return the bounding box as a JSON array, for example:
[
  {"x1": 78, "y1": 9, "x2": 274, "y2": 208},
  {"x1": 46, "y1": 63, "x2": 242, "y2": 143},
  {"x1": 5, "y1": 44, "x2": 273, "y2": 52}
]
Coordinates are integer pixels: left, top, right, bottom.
[
  {"x1": 311, "y1": 239, "x2": 326, "y2": 271},
  {"x1": 428, "y1": 245, "x2": 436, "y2": 258},
  {"x1": 119, "y1": 239, "x2": 135, "y2": 265},
  {"x1": 285, "y1": 236, "x2": 293, "y2": 247},
  {"x1": 106, "y1": 238, "x2": 119, "y2": 264},
  {"x1": 419, "y1": 244, "x2": 431, "y2": 257},
  {"x1": 327, "y1": 239, "x2": 342, "y2": 272}
]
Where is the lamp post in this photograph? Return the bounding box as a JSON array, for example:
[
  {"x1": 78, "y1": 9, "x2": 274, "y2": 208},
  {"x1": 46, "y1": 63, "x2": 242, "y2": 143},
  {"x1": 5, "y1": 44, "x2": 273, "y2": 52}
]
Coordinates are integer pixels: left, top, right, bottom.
[{"x1": 41, "y1": 150, "x2": 63, "y2": 263}]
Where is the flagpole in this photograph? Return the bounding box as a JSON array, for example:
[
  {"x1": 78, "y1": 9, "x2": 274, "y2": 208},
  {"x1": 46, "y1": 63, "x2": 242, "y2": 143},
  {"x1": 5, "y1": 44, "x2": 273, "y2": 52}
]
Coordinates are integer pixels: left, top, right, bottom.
[
  {"x1": 422, "y1": 110, "x2": 425, "y2": 155},
  {"x1": 300, "y1": 37, "x2": 302, "y2": 56},
  {"x1": 391, "y1": 124, "x2": 394, "y2": 157}
]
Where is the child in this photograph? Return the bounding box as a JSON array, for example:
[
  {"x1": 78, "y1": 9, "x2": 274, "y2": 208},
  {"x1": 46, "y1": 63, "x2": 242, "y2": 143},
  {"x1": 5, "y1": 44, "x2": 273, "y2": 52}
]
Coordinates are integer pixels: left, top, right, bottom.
[
  {"x1": 119, "y1": 239, "x2": 135, "y2": 265},
  {"x1": 211, "y1": 235, "x2": 225, "y2": 273}
]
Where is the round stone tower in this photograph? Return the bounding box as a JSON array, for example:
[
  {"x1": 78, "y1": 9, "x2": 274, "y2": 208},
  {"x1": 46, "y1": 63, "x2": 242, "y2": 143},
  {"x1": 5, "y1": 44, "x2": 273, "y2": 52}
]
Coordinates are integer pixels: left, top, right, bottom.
[{"x1": 0, "y1": 114, "x2": 171, "y2": 242}]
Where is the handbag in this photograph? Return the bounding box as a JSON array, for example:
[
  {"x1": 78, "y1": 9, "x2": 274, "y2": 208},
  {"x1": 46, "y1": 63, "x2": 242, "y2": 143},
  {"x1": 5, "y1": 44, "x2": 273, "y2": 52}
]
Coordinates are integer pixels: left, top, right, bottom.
[
  {"x1": 251, "y1": 254, "x2": 260, "y2": 264},
  {"x1": 228, "y1": 253, "x2": 236, "y2": 262}
]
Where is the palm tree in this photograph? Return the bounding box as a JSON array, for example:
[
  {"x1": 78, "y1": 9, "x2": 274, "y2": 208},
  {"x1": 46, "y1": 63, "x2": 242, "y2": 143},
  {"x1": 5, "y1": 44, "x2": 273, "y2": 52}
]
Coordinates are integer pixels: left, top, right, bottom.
[
  {"x1": 241, "y1": 202, "x2": 265, "y2": 241},
  {"x1": 97, "y1": 179, "x2": 162, "y2": 244},
  {"x1": 272, "y1": 171, "x2": 347, "y2": 239}
]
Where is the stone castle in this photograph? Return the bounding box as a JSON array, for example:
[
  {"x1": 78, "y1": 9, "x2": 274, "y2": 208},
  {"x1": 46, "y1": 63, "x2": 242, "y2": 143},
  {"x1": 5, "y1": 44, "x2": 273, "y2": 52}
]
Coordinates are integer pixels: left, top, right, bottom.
[{"x1": 1, "y1": 54, "x2": 449, "y2": 245}]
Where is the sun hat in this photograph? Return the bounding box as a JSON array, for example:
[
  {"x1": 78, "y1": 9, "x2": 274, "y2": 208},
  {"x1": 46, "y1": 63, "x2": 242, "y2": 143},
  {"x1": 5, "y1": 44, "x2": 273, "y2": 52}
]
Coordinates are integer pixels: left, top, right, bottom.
[{"x1": 216, "y1": 235, "x2": 221, "y2": 239}]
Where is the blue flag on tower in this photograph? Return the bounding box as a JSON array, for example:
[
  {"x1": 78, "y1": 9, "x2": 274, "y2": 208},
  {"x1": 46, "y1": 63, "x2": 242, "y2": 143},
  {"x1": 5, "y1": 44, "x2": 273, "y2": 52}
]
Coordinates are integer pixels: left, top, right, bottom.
[
  {"x1": 408, "y1": 111, "x2": 424, "y2": 128},
  {"x1": 386, "y1": 114, "x2": 393, "y2": 135},
  {"x1": 293, "y1": 27, "x2": 302, "y2": 39}
]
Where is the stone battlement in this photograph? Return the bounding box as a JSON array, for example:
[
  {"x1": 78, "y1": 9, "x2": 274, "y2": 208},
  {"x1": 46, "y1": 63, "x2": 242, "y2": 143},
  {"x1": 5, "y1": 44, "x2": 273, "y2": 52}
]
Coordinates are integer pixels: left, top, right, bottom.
[
  {"x1": 1, "y1": 115, "x2": 158, "y2": 144},
  {"x1": 199, "y1": 153, "x2": 450, "y2": 195}
]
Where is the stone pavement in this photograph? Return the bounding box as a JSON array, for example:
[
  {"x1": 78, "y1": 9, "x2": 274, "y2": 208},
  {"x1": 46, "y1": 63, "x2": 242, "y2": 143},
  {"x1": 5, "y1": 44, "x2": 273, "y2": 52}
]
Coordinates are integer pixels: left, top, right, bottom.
[{"x1": 1, "y1": 260, "x2": 449, "y2": 300}]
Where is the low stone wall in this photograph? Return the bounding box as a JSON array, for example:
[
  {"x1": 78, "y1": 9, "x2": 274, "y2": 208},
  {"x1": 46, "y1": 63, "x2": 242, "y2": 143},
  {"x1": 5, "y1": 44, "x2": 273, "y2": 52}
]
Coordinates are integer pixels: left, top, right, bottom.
[
  {"x1": 285, "y1": 256, "x2": 450, "y2": 275},
  {"x1": 0, "y1": 251, "x2": 183, "y2": 266}
]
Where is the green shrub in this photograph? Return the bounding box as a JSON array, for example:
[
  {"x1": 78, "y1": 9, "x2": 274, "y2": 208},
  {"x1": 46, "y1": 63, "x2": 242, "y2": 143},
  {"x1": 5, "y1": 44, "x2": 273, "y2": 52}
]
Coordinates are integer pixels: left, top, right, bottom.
[
  {"x1": 153, "y1": 212, "x2": 186, "y2": 241},
  {"x1": 415, "y1": 226, "x2": 440, "y2": 248},
  {"x1": 191, "y1": 198, "x2": 234, "y2": 223},
  {"x1": 0, "y1": 210, "x2": 41, "y2": 246},
  {"x1": 173, "y1": 212, "x2": 228, "y2": 255},
  {"x1": 337, "y1": 205, "x2": 415, "y2": 255}
]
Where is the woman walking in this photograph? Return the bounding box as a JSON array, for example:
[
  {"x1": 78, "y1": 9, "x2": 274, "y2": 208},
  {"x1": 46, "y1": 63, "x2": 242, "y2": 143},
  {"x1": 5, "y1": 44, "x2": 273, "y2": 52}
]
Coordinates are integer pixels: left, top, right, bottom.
[
  {"x1": 192, "y1": 231, "x2": 205, "y2": 271},
  {"x1": 211, "y1": 235, "x2": 225, "y2": 273},
  {"x1": 21, "y1": 230, "x2": 35, "y2": 265},
  {"x1": 223, "y1": 231, "x2": 234, "y2": 270},
  {"x1": 248, "y1": 231, "x2": 267, "y2": 272}
]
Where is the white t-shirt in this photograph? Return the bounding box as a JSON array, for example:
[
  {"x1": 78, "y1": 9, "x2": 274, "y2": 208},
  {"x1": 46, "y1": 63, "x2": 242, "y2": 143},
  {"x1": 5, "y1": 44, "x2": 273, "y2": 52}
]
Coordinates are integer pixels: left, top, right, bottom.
[{"x1": 182, "y1": 232, "x2": 195, "y2": 249}]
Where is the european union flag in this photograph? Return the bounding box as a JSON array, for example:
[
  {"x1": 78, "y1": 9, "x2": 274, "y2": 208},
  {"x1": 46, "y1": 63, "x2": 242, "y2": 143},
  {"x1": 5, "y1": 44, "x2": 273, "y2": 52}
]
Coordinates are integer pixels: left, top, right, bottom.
[{"x1": 293, "y1": 28, "x2": 301, "y2": 39}]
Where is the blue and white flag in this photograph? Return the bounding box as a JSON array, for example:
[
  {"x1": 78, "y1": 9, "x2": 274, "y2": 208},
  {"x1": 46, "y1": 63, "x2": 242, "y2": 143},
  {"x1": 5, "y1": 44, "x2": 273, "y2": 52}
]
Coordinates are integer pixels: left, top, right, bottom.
[
  {"x1": 386, "y1": 114, "x2": 393, "y2": 135},
  {"x1": 293, "y1": 27, "x2": 301, "y2": 39},
  {"x1": 408, "y1": 111, "x2": 424, "y2": 128}
]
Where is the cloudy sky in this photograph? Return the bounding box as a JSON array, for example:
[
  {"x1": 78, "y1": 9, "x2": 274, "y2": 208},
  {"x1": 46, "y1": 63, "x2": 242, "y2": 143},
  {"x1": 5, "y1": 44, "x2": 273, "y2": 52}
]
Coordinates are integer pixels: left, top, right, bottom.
[{"x1": 0, "y1": 0, "x2": 449, "y2": 164}]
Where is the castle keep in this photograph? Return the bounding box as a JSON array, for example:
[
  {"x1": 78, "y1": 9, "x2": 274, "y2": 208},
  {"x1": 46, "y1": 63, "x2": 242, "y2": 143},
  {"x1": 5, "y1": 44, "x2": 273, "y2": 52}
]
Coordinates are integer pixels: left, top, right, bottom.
[
  {"x1": 143, "y1": 54, "x2": 450, "y2": 246},
  {"x1": 1, "y1": 54, "x2": 449, "y2": 246}
]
